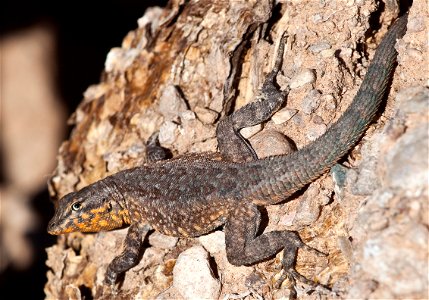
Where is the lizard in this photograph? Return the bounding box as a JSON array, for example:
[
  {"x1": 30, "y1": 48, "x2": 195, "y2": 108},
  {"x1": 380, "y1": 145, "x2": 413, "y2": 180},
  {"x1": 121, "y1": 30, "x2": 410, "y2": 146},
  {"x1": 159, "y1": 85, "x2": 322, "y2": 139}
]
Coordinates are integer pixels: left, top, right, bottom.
[{"x1": 47, "y1": 12, "x2": 408, "y2": 292}]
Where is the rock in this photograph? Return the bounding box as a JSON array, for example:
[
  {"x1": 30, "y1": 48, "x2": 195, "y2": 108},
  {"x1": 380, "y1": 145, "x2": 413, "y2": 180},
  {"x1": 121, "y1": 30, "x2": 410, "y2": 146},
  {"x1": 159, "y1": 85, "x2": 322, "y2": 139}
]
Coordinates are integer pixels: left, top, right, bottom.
[
  {"x1": 407, "y1": 16, "x2": 426, "y2": 32},
  {"x1": 322, "y1": 94, "x2": 337, "y2": 111},
  {"x1": 301, "y1": 89, "x2": 321, "y2": 114},
  {"x1": 198, "y1": 231, "x2": 226, "y2": 254},
  {"x1": 291, "y1": 112, "x2": 305, "y2": 126},
  {"x1": 292, "y1": 184, "x2": 322, "y2": 226},
  {"x1": 289, "y1": 69, "x2": 316, "y2": 89},
  {"x1": 240, "y1": 124, "x2": 262, "y2": 139},
  {"x1": 337, "y1": 235, "x2": 353, "y2": 263},
  {"x1": 346, "y1": 86, "x2": 429, "y2": 299},
  {"x1": 351, "y1": 137, "x2": 382, "y2": 196},
  {"x1": 159, "y1": 85, "x2": 188, "y2": 121},
  {"x1": 139, "y1": 247, "x2": 166, "y2": 269},
  {"x1": 363, "y1": 224, "x2": 428, "y2": 295},
  {"x1": 173, "y1": 246, "x2": 220, "y2": 300},
  {"x1": 330, "y1": 164, "x2": 349, "y2": 198},
  {"x1": 105, "y1": 48, "x2": 139, "y2": 73},
  {"x1": 194, "y1": 106, "x2": 218, "y2": 125},
  {"x1": 308, "y1": 41, "x2": 331, "y2": 53},
  {"x1": 321, "y1": 48, "x2": 336, "y2": 58},
  {"x1": 250, "y1": 130, "x2": 296, "y2": 158},
  {"x1": 395, "y1": 86, "x2": 428, "y2": 114},
  {"x1": 159, "y1": 121, "x2": 178, "y2": 145},
  {"x1": 180, "y1": 110, "x2": 196, "y2": 121},
  {"x1": 148, "y1": 232, "x2": 178, "y2": 249},
  {"x1": 271, "y1": 107, "x2": 298, "y2": 124},
  {"x1": 383, "y1": 124, "x2": 428, "y2": 195}
]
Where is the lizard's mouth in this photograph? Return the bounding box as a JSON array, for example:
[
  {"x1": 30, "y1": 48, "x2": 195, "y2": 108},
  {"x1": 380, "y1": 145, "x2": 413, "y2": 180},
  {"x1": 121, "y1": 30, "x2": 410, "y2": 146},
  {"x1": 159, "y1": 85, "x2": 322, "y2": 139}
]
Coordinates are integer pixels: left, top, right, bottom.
[
  {"x1": 47, "y1": 215, "x2": 76, "y2": 235},
  {"x1": 47, "y1": 218, "x2": 64, "y2": 235}
]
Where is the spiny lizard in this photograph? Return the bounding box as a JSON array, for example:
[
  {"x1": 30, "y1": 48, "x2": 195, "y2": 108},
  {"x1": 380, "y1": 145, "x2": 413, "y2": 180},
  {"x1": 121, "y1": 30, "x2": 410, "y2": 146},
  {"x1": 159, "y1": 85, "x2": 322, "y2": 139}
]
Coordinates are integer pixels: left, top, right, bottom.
[{"x1": 48, "y1": 12, "x2": 408, "y2": 292}]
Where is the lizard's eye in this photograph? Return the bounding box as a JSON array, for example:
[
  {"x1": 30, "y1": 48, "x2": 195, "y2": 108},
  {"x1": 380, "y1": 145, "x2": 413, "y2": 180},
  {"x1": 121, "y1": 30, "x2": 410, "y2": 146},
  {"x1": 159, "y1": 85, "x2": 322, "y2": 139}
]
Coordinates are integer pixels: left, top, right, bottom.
[{"x1": 71, "y1": 202, "x2": 82, "y2": 211}]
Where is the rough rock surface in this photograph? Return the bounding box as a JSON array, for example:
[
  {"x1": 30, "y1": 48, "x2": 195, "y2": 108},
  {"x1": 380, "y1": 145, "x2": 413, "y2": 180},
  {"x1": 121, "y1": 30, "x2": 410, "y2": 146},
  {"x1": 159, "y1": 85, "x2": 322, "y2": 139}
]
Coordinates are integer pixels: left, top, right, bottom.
[
  {"x1": 173, "y1": 246, "x2": 221, "y2": 300},
  {"x1": 45, "y1": 0, "x2": 428, "y2": 299}
]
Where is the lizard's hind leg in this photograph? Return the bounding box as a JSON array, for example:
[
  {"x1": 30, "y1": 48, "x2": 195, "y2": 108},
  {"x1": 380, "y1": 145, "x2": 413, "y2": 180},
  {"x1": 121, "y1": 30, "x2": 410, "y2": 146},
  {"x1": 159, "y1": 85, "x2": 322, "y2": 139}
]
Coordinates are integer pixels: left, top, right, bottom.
[
  {"x1": 224, "y1": 202, "x2": 327, "y2": 290},
  {"x1": 216, "y1": 33, "x2": 290, "y2": 162}
]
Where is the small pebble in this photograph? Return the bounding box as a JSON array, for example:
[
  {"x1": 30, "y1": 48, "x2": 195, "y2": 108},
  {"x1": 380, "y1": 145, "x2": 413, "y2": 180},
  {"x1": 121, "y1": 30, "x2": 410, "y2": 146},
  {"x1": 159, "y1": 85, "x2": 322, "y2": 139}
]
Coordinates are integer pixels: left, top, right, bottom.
[
  {"x1": 321, "y1": 48, "x2": 336, "y2": 58},
  {"x1": 271, "y1": 108, "x2": 298, "y2": 124},
  {"x1": 308, "y1": 41, "x2": 331, "y2": 53},
  {"x1": 159, "y1": 121, "x2": 178, "y2": 144},
  {"x1": 312, "y1": 115, "x2": 324, "y2": 124},
  {"x1": 180, "y1": 110, "x2": 196, "y2": 121},
  {"x1": 406, "y1": 48, "x2": 423, "y2": 62},
  {"x1": 194, "y1": 106, "x2": 218, "y2": 125},
  {"x1": 291, "y1": 112, "x2": 304, "y2": 126},
  {"x1": 240, "y1": 124, "x2": 262, "y2": 139},
  {"x1": 293, "y1": 184, "x2": 322, "y2": 226},
  {"x1": 148, "y1": 232, "x2": 178, "y2": 249},
  {"x1": 322, "y1": 94, "x2": 337, "y2": 111},
  {"x1": 250, "y1": 130, "x2": 296, "y2": 158},
  {"x1": 302, "y1": 89, "x2": 321, "y2": 114},
  {"x1": 337, "y1": 236, "x2": 353, "y2": 263},
  {"x1": 159, "y1": 85, "x2": 188, "y2": 120},
  {"x1": 396, "y1": 86, "x2": 428, "y2": 114},
  {"x1": 289, "y1": 69, "x2": 316, "y2": 89},
  {"x1": 407, "y1": 16, "x2": 425, "y2": 32}
]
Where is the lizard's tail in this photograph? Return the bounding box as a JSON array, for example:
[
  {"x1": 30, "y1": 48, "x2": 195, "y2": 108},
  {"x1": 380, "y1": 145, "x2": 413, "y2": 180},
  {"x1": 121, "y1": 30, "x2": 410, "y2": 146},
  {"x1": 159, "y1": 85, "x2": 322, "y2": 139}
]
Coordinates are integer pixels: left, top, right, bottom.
[{"x1": 246, "y1": 13, "x2": 408, "y2": 204}]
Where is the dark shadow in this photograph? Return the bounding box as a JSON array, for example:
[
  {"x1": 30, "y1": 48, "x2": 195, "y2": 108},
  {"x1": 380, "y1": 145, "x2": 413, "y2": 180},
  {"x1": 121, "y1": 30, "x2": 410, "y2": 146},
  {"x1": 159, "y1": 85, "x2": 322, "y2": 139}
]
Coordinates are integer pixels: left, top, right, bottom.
[{"x1": 0, "y1": 1, "x2": 168, "y2": 299}]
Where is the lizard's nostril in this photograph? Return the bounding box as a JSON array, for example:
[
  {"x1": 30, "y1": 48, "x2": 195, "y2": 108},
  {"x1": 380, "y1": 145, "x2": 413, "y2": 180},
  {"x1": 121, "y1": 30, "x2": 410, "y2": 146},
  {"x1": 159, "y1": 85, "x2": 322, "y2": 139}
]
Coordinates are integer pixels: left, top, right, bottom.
[{"x1": 48, "y1": 220, "x2": 56, "y2": 231}]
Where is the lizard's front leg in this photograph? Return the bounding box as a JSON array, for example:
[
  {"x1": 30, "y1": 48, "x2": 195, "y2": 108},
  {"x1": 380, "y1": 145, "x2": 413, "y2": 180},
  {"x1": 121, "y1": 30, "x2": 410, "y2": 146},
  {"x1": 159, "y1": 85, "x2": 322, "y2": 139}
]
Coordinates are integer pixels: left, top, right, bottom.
[
  {"x1": 146, "y1": 132, "x2": 171, "y2": 162},
  {"x1": 105, "y1": 222, "x2": 151, "y2": 286},
  {"x1": 225, "y1": 202, "x2": 326, "y2": 289},
  {"x1": 217, "y1": 33, "x2": 289, "y2": 162}
]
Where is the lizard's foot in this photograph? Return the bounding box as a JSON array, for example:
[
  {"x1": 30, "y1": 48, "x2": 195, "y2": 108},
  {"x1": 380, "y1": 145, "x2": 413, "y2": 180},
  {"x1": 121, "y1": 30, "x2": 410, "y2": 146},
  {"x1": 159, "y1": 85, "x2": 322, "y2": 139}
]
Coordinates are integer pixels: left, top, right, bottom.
[{"x1": 274, "y1": 242, "x2": 329, "y2": 292}]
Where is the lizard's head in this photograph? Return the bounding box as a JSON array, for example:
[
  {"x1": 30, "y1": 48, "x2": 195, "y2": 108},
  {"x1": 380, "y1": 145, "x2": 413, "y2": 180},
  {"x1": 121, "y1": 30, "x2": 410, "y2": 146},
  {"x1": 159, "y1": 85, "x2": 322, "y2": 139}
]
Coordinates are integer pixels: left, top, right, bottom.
[{"x1": 47, "y1": 182, "x2": 130, "y2": 235}]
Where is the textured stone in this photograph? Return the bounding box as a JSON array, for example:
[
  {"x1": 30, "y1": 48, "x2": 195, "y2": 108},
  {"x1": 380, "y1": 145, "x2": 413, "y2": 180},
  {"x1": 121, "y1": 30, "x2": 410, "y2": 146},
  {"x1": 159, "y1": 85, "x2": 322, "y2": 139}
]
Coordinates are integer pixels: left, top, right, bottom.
[
  {"x1": 173, "y1": 246, "x2": 220, "y2": 300},
  {"x1": 159, "y1": 121, "x2": 179, "y2": 145},
  {"x1": 240, "y1": 124, "x2": 262, "y2": 139},
  {"x1": 250, "y1": 129, "x2": 296, "y2": 158},
  {"x1": 149, "y1": 232, "x2": 179, "y2": 249},
  {"x1": 308, "y1": 41, "x2": 331, "y2": 53},
  {"x1": 194, "y1": 106, "x2": 218, "y2": 125},
  {"x1": 198, "y1": 231, "x2": 225, "y2": 254},
  {"x1": 363, "y1": 224, "x2": 428, "y2": 295},
  {"x1": 271, "y1": 107, "x2": 298, "y2": 124},
  {"x1": 301, "y1": 89, "x2": 321, "y2": 114},
  {"x1": 289, "y1": 69, "x2": 316, "y2": 89},
  {"x1": 384, "y1": 124, "x2": 428, "y2": 195},
  {"x1": 159, "y1": 85, "x2": 188, "y2": 121}
]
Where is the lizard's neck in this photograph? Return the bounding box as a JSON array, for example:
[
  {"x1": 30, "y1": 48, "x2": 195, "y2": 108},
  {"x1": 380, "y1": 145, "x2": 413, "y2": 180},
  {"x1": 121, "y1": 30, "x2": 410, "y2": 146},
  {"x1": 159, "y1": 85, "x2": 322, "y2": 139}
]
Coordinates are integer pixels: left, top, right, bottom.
[{"x1": 100, "y1": 176, "x2": 131, "y2": 226}]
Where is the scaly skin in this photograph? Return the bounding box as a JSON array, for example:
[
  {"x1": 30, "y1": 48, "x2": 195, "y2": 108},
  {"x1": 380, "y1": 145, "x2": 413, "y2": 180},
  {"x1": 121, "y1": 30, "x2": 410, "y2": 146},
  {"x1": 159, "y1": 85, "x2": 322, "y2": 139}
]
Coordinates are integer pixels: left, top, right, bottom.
[{"x1": 48, "y1": 13, "x2": 408, "y2": 291}]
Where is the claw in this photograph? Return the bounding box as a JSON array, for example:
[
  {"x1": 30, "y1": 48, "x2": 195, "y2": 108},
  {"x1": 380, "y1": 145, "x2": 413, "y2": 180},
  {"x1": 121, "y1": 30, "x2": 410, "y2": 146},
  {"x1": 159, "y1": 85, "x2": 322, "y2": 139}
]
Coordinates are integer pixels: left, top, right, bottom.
[
  {"x1": 274, "y1": 266, "x2": 330, "y2": 292},
  {"x1": 274, "y1": 236, "x2": 331, "y2": 292}
]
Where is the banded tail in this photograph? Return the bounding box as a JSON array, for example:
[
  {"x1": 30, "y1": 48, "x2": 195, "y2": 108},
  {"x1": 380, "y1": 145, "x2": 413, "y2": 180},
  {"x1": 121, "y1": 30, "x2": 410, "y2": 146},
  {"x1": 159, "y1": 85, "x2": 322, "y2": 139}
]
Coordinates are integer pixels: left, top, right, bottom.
[{"x1": 247, "y1": 13, "x2": 408, "y2": 202}]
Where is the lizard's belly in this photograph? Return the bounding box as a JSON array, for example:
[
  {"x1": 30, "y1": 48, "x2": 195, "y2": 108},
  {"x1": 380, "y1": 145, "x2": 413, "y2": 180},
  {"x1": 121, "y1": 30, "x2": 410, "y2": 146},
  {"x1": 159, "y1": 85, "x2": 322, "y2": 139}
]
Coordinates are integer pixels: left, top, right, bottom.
[
  {"x1": 143, "y1": 200, "x2": 231, "y2": 238},
  {"x1": 152, "y1": 215, "x2": 227, "y2": 237}
]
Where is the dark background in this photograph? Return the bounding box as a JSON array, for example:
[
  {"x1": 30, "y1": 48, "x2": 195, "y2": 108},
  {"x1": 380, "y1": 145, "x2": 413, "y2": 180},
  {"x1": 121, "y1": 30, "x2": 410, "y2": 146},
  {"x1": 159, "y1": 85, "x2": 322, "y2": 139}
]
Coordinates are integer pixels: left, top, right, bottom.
[{"x1": 0, "y1": 1, "x2": 167, "y2": 298}]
